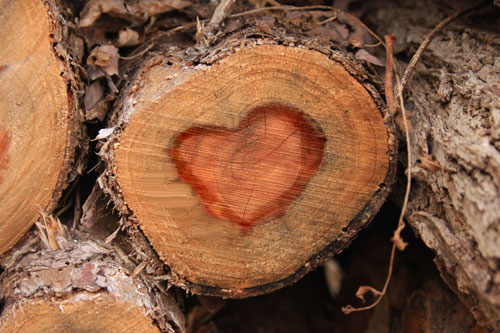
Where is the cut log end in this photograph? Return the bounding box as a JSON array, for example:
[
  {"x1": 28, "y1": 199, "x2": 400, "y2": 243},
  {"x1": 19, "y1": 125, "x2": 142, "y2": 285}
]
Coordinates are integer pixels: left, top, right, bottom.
[
  {"x1": 0, "y1": 231, "x2": 185, "y2": 332},
  {"x1": 0, "y1": 296, "x2": 161, "y2": 333},
  {"x1": 0, "y1": 0, "x2": 83, "y2": 255},
  {"x1": 106, "y1": 42, "x2": 396, "y2": 297}
]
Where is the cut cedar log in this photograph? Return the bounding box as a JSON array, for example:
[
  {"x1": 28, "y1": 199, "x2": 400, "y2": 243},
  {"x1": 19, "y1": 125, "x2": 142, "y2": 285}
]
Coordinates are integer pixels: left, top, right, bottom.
[
  {"x1": 0, "y1": 223, "x2": 185, "y2": 332},
  {"x1": 367, "y1": 0, "x2": 500, "y2": 330},
  {"x1": 0, "y1": 0, "x2": 85, "y2": 255},
  {"x1": 100, "y1": 20, "x2": 397, "y2": 297}
]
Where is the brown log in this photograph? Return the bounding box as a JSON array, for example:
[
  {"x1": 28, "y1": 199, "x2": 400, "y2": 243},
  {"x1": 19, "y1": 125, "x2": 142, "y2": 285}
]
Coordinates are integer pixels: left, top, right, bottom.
[
  {"x1": 99, "y1": 17, "x2": 397, "y2": 297},
  {"x1": 0, "y1": 0, "x2": 85, "y2": 255},
  {"x1": 0, "y1": 223, "x2": 185, "y2": 332},
  {"x1": 366, "y1": 0, "x2": 500, "y2": 330}
]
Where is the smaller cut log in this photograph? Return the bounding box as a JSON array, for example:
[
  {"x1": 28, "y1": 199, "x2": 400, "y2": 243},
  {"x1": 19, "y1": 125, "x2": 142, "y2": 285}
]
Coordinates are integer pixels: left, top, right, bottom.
[
  {"x1": 0, "y1": 0, "x2": 85, "y2": 255},
  {"x1": 0, "y1": 227, "x2": 185, "y2": 332},
  {"x1": 100, "y1": 18, "x2": 397, "y2": 297}
]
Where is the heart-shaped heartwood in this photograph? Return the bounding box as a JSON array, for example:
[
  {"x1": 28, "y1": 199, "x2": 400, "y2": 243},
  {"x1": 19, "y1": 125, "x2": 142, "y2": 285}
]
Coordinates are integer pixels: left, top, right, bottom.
[{"x1": 168, "y1": 104, "x2": 326, "y2": 230}]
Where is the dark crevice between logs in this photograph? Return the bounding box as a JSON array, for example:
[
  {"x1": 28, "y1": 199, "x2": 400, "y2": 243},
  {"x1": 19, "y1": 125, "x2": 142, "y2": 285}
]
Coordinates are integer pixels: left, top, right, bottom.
[{"x1": 183, "y1": 202, "x2": 478, "y2": 332}]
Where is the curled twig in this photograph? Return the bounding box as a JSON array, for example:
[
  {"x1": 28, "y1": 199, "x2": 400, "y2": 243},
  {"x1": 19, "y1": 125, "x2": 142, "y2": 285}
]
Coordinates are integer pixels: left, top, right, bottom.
[{"x1": 342, "y1": 34, "x2": 402, "y2": 314}]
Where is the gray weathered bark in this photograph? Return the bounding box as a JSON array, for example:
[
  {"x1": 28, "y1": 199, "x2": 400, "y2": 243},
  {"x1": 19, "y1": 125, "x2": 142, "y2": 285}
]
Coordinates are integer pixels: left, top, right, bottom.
[{"x1": 367, "y1": 0, "x2": 500, "y2": 330}]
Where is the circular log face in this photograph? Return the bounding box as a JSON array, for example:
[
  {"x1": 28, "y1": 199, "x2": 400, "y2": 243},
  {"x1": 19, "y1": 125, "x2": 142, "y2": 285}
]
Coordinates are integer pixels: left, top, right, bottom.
[
  {"x1": 0, "y1": 0, "x2": 71, "y2": 254},
  {"x1": 0, "y1": 295, "x2": 160, "y2": 332},
  {"x1": 115, "y1": 45, "x2": 391, "y2": 292}
]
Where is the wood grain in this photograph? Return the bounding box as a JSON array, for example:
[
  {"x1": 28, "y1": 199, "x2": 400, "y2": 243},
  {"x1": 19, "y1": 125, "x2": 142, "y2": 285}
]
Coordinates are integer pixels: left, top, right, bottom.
[
  {"x1": 0, "y1": 296, "x2": 161, "y2": 333},
  {"x1": 0, "y1": 0, "x2": 80, "y2": 254},
  {"x1": 168, "y1": 103, "x2": 325, "y2": 231},
  {"x1": 107, "y1": 43, "x2": 395, "y2": 296}
]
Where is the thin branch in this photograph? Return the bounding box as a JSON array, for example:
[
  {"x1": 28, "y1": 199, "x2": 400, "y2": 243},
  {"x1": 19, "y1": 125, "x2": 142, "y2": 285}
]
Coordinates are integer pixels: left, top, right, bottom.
[
  {"x1": 342, "y1": 35, "x2": 405, "y2": 314},
  {"x1": 120, "y1": 43, "x2": 154, "y2": 60},
  {"x1": 384, "y1": 34, "x2": 396, "y2": 117},
  {"x1": 342, "y1": 244, "x2": 397, "y2": 314},
  {"x1": 391, "y1": 74, "x2": 410, "y2": 252},
  {"x1": 315, "y1": 14, "x2": 337, "y2": 26}
]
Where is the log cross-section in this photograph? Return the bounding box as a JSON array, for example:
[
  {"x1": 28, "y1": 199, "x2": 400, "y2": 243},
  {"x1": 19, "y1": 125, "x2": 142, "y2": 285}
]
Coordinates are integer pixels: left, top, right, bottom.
[
  {"x1": 0, "y1": 0, "x2": 82, "y2": 255},
  {"x1": 104, "y1": 42, "x2": 396, "y2": 297}
]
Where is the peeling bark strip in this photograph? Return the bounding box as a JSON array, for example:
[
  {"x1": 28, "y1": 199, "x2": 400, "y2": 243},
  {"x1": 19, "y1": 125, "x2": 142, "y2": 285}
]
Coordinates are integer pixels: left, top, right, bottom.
[
  {"x1": 0, "y1": 0, "x2": 85, "y2": 255},
  {"x1": 168, "y1": 103, "x2": 326, "y2": 231},
  {"x1": 100, "y1": 19, "x2": 397, "y2": 297}
]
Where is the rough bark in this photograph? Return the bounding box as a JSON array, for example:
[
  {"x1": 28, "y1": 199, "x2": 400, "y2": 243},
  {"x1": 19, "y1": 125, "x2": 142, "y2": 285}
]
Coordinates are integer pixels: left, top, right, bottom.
[
  {"x1": 367, "y1": 0, "x2": 500, "y2": 330},
  {"x1": 0, "y1": 0, "x2": 86, "y2": 255},
  {"x1": 98, "y1": 13, "x2": 397, "y2": 297},
  {"x1": 0, "y1": 224, "x2": 185, "y2": 332}
]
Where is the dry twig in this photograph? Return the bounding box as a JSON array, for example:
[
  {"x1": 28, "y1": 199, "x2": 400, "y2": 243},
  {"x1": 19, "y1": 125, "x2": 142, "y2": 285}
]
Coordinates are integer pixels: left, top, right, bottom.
[
  {"x1": 36, "y1": 211, "x2": 67, "y2": 251},
  {"x1": 342, "y1": 34, "x2": 401, "y2": 314},
  {"x1": 149, "y1": 5, "x2": 384, "y2": 46},
  {"x1": 384, "y1": 34, "x2": 396, "y2": 117},
  {"x1": 209, "y1": 0, "x2": 237, "y2": 27}
]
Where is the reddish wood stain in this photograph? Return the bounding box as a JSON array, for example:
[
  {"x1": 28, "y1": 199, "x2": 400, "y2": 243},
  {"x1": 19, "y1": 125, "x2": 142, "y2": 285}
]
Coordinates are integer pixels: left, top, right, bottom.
[
  {"x1": 0, "y1": 129, "x2": 10, "y2": 184},
  {"x1": 168, "y1": 104, "x2": 325, "y2": 231}
]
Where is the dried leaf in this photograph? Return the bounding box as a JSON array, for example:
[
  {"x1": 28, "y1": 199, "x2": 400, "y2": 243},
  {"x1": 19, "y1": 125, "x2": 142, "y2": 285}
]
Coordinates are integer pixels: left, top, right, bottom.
[
  {"x1": 84, "y1": 80, "x2": 105, "y2": 112},
  {"x1": 94, "y1": 127, "x2": 115, "y2": 140},
  {"x1": 337, "y1": 11, "x2": 373, "y2": 46},
  {"x1": 117, "y1": 28, "x2": 141, "y2": 47},
  {"x1": 105, "y1": 217, "x2": 124, "y2": 244},
  {"x1": 127, "y1": 0, "x2": 192, "y2": 17},
  {"x1": 355, "y1": 49, "x2": 385, "y2": 66},
  {"x1": 78, "y1": 0, "x2": 126, "y2": 28},
  {"x1": 80, "y1": 183, "x2": 110, "y2": 229},
  {"x1": 87, "y1": 45, "x2": 120, "y2": 77},
  {"x1": 79, "y1": 0, "x2": 191, "y2": 28},
  {"x1": 394, "y1": 112, "x2": 414, "y2": 135},
  {"x1": 356, "y1": 285, "x2": 383, "y2": 303}
]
